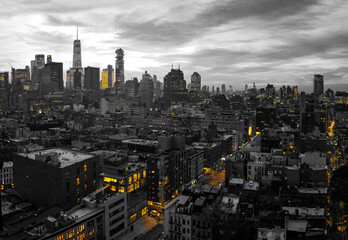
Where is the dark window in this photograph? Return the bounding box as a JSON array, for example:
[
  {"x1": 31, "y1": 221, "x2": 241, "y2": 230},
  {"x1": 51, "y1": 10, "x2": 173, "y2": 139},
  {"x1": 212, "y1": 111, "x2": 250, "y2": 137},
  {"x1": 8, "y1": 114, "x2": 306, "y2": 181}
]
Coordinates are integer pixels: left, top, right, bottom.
[
  {"x1": 97, "y1": 216, "x2": 102, "y2": 223},
  {"x1": 109, "y1": 198, "x2": 124, "y2": 209},
  {"x1": 109, "y1": 214, "x2": 124, "y2": 227},
  {"x1": 109, "y1": 223, "x2": 124, "y2": 237},
  {"x1": 109, "y1": 206, "x2": 124, "y2": 218},
  {"x1": 87, "y1": 220, "x2": 94, "y2": 228}
]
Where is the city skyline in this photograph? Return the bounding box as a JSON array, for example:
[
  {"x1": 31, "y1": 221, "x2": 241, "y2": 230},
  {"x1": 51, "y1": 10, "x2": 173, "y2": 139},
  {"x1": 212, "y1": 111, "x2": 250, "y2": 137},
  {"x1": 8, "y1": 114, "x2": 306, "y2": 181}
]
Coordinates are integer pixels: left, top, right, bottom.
[{"x1": 0, "y1": 0, "x2": 348, "y2": 91}]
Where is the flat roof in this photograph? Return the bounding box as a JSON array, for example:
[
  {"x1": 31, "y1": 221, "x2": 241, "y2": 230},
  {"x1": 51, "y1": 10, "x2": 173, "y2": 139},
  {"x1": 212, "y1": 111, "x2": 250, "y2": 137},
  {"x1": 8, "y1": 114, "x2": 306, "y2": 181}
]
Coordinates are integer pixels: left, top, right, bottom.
[{"x1": 18, "y1": 148, "x2": 94, "y2": 168}]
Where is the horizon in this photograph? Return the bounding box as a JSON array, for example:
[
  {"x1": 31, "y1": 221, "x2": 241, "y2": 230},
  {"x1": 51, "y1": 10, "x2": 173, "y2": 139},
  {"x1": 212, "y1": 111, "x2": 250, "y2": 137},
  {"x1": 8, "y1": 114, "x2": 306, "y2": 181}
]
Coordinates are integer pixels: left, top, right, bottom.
[{"x1": 0, "y1": 0, "x2": 347, "y2": 92}]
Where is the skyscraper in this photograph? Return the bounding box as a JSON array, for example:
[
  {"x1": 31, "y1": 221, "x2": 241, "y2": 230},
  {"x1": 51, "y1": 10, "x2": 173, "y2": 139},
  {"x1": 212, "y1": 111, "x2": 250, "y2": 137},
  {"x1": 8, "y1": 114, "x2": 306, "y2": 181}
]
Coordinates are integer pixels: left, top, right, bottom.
[
  {"x1": 115, "y1": 48, "x2": 125, "y2": 95},
  {"x1": 84, "y1": 67, "x2": 100, "y2": 90},
  {"x1": 47, "y1": 55, "x2": 52, "y2": 64},
  {"x1": 101, "y1": 65, "x2": 114, "y2": 89},
  {"x1": 31, "y1": 54, "x2": 45, "y2": 90},
  {"x1": 139, "y1": 71, "x2": 154, "y2": 108},
  {"x1": 313, "y1": 74, "x2": 324, "y2": 96},
  {"x1": 0, "y1": 72, "x2": 9, "y2": 90},
  {"x1": 221, "y1": 84, "x2": 226, "y2": 94},
  {"x1": 163, "y1": 68, "x2": 188, "y2": 105},
  {"x1": 67, "y1": 27, "x2": 83, "y2": 89},
  {"x1": 40, "y1": 62, "x2": 63, "y2": 95},
  {"x1": 191, "y1": 72, "x2": 201, "y2": 92},
  {"x1": 15, "y1": 66, "x2": 30, "y2": 91}
]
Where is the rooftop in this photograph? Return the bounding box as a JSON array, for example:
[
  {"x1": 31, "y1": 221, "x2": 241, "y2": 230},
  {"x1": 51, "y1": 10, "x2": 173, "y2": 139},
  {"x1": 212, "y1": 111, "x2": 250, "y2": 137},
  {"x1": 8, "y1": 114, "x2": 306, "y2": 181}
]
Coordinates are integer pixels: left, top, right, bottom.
[{"x1": 18, "y1": 148, "x2": 94, "y2": 168}]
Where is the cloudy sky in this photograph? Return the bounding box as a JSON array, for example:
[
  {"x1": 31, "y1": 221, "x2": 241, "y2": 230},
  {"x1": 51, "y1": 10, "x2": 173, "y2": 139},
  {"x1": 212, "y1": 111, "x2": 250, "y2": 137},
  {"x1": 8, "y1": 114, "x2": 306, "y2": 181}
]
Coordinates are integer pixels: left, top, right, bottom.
[{"x1": 0, "y1": 0, "x2": 348, "y2": 91}]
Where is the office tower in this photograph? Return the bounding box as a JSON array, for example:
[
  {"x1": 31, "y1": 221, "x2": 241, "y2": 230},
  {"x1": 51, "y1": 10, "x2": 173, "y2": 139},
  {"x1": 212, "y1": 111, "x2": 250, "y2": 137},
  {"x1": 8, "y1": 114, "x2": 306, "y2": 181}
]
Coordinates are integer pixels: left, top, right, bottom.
[
  {"x1": 125, "y1": 77, "x2": 139, "y2": 97},
  {"x1": 13, "y1": 149, "x2": 100, "y2": 207},
  {"x1": 293, "y1": 86, "x2": 298, "y2": 100},
  {"x1": 163, "y1": 67, "x2": 188, "y2": 105},
  {"x1": 101, "y1": 64, "x2": 114, "y2": 89},
  {"x1": 47, "y1": 55, "x2": 52, "y2": 63},
  {"x1": 84, "y1": 67, "x2": 100, "y2": 90},
  {"x1": 245, "y1": 84, "x2": 248, "y2": 92},
  {"x1": 0, "y1": 72, "x2": 9, "y2": 114},
  {"x1": 139, "y1": 71, "x2": 154, "y2": 108},
  {"x1": 202, "y1": 85, "x2": 207, "y2": 92},
  {"x1": 229, "y1": 85, "x2": 233, "y2": 94},
  {"x1": 14, "y1": 66, "x2": 30, "y2": 91},
  {"x1": 216, "y1": 87, "x2": 220, "y2": 95},
  {"x1": 67, "y1": 28, "x2": 83, "y2": 89},
  {"x1": 153, "y1": 75, "x2": 162, "y2": 99},
  {"x1": 31, "y1": 54, "x2": 45, "y2": 90},
  {"x1": 266, "y1": 84, "x2": 275, "y2": 98},
  {"x1": 191, "y1": 72, "x2": 201, "y2": 92},
  {"x1": 221, "y1": 84, "x2": 226, "y2": 94},
  {"x1": 212, "y1": 86, "x2": 215, "y2": 94},
  {"x1": 40, "y1": 62, "x2": 63, "y2": 95},
  {"x1": 0, "y1": 72, "x2": 9, "y2": 90},
  {"x1": 115, "y1": 48, "x2": 125, "y2": 95},
  {"x1": 253, "y1": 82, "x2": 256, "y2": 89},
  {"x1": 314, "y1": 74, "x2": 324, "y2": 96}
]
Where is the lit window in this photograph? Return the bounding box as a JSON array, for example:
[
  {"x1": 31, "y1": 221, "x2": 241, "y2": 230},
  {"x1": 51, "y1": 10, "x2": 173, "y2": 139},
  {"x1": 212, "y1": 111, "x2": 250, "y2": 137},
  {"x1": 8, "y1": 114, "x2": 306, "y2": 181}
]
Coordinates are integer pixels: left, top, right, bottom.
[
  {"x1": 133, "y1": 174, "x2": 137, "y2": 182},
  {"x1": 138, "y1": 172, "x2": 141, "y2": 180},
  {"x1": 143, "y1": 170, "x2": 146, "y2": 178},
  {"x1": 77, "y1": 224, "x2": 85, "y2": 234},
  {"x1": 142, "y1": 207, "x2": 148, "y2": 216},
  {"x1": 128, "y1": 176, "x2": 132, "y2": 185},
  {"x1": 119, "y1": 186, "x2": 125, "y2": 193},
  {"x1": 111, "y1": 185, "x2": 116, "y2": 191},
  {"x1": 130, "y1": 213, "x2": 137, "y2": 223},
  {"x1": 127, "y1": 184, "x2": 134, "y2": 193},
  {"x1": 77, "y1": 178, "x2": 80, "y2": 185},
  {"x1": 135, "y1": 181, "x2": 139, "y2": 189},
  {"x1": 88, "y1": 228, "x2": 94, "y2": 237},
  {"x1": 84, "y1": 164, "x2": 87, "y2": 172}
]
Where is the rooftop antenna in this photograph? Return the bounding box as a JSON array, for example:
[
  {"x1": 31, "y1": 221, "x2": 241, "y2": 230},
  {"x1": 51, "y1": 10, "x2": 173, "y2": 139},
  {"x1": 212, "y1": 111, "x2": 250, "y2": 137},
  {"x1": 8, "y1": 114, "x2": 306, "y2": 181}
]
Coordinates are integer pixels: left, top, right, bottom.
[{"x1": 76, "y1": 24, "x2": 78, "y2": 40}]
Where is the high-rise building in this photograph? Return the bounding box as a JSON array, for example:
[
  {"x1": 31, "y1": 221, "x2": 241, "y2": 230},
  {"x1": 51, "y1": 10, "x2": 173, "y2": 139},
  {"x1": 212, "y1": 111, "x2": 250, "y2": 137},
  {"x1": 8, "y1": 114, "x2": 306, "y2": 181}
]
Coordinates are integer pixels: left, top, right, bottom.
[
  {"x1": 163, "y1": 68, "x2": 188, "y2": 105},
  {"x1": 245, "y1": 84, "x2": 248, "y2": 92},
  {"x1": 40, "y1": 62, "x2": 63, "y2": 95},
  {"x1": 0, "y1": 72, "x2": 9, "y2": 90},
  {"x1": 31, "y1": 54, "x2": 45, "y2": 90},
  {"x1": 212, "y1": 86, "x2": 215, "y2": 94},
  {"x1": 139, "y1": 71, "x2": 154, "y2": 108},
  {"x1": 229, "y1": 85, "x2": 233, "y2": 94},
  {"x1": 221, "y1": 84, "x2": 226, "y2": 94},
  {"x1": 101, "y1": 65, "x2": 114, "y2": 89},
  {"x1": 314, "y1": 74, "x2": 324, "y2": 96},
  {"x1": 15, "y1": 66, "x2": 30, "y2": 91},
  {"x1": 84, "y1": 67, "x2": 100, "y2": 90},
  {"x1": 216, "y1": 87, "x2": 220, "y2": 95},
  {"x1": 153, "y1": 75, "x2": 162, "y2": 99},
  {"x1": 115, "y1": 48, "x2": 125, "y2": 95},
  {"x1": 191, "y1": 72, "x2": 201, "y2": 92},
  {"x1": 67, "y1": 28, "x2": 83, "y2": 89},
  {"x1": 125, "y1": 78, "x2": 139, "y2": 97},
  {"x1": 47, "y1": 55, "x2": 52, "y2": 64}
]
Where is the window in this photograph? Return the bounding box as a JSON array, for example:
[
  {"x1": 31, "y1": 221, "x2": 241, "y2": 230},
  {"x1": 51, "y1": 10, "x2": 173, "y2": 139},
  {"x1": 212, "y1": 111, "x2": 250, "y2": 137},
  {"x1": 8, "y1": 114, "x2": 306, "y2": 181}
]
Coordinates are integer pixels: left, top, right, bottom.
[
  {"x1": 109, "y1": 223, "x2": 124, "y2": 237},
  {"x1": 127, "y1": 184, "x2": 134, "y2": 193},
  {"x1": 84, "y1": 174, "x2": 87, "y2": 181},
  {"x1": 128, "y1": 176, "x2": 132, "y2": 185},
  {"x1": 109, "y1": 206, "x2": 125, "y2": 218},
  {"x1": 142, "y1": 207, "x2": 147, "y2": 216},
  {"x1": 135, "y1": 181, "x2": 139, "y2": 190},
  {"x1": 87, "y1": 220, "x2": 94, "y2": 228},
  {"x1": 84, "y1": 164, "x2": 87, "y2": 172},
  {"x1": 76, "y1": 224, "x2": 85, "y2": 234},
  {"x1": 143, "y1": 170, "x2": 146, "y2": 178},
  {"x1": 109, "y1": 198, "x2": 124, "y2": 209},
  {"x1": 88, "y1": 228, "x2": 94, "y2": 237},
  {"x1": 111, "y1": 185, "x2": 116, "y2": 191},
  {"x1": 66, "y1": 230, "x2": 74, "y2": 239},
  {"x1": 76, "y1": 178, "x2": 80, "y2": 185},
  {"x1": 110, "y1": 214, "x2": 124, "y2": 226},
  {"x1": 130, "y1": 213, "x2": 137, "y2": 223},
  {"x1": 138, "y1": 172, "x2": 141, "y2": 180},
  {"x1": 119, "y1": 186, "x2": 125, "y2": 193}
]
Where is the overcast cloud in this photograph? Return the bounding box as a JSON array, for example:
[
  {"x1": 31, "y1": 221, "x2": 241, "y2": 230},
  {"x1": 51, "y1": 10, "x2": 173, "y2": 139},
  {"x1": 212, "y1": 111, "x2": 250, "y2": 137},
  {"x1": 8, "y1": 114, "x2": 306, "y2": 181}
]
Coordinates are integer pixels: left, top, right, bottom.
[{"x1": 0, "y1": 0, "x2": 347, "y2": 91}]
